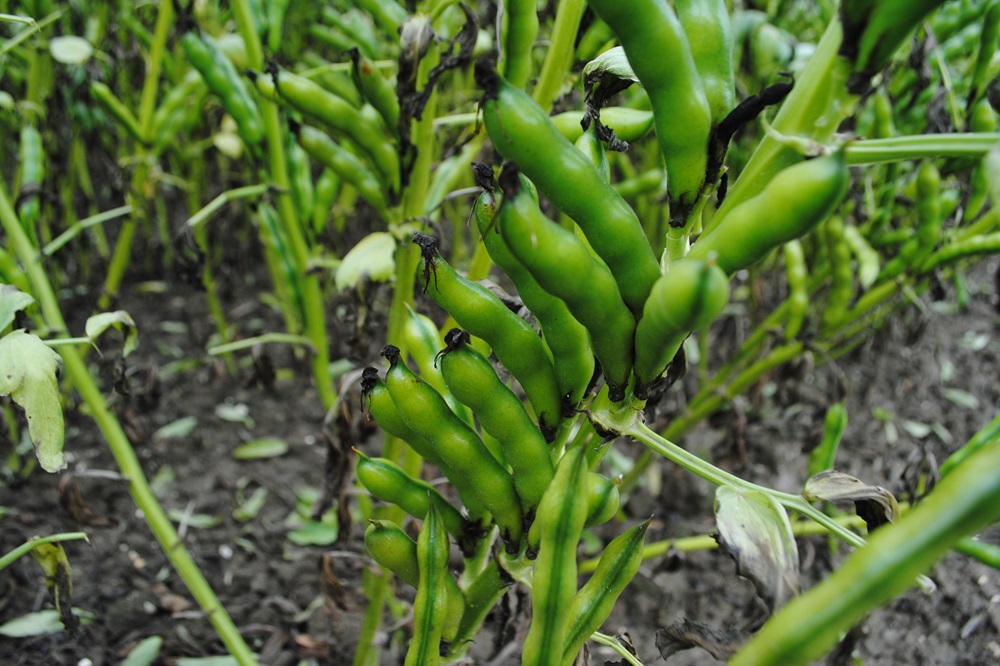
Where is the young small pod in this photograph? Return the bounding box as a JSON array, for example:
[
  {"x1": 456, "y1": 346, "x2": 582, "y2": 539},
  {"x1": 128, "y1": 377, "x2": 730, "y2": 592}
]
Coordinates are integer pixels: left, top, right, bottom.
[
  {"x1": 562, "y1": 520, "x2": 649, "y2": 665},
  {"x1": 406, "y1": 503, "x2": 451, "y2": 666},
  {"x1": 522, "y1": 446, "x2": 591, "y2": 666}
]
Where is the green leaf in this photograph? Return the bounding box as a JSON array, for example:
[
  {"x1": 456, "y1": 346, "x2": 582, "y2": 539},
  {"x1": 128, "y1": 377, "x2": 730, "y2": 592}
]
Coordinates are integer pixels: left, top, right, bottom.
[
  {"x1": 0, "y1": 285, "x2": 35, "y2": 331},
  {"x1": 214, "y1": 402, "x2": 254, "y2": 427},
  {"x1": 0, "y1": 608, "x2": 94, "y2": 637},
  {"x1": 714, "y1": 486, "x2": 799, "y2": 610},
  {"x1": 167, "y1": 509, "x2": 223, "y2": 529},
  {"x1": 49, "y1": 35, "x2": 93, "y2": 64},
  {"x1": 176, "y1": 657, "x2": 244, "y2": 666},
  {"x1": 122, "y1": 635, "x2": 163, "y2": 666},
  {"x1": 153, "y1": 416, "x2": 198, "y2": 441},
  {"x1": 233, "y1": 436, "x2": 288, "y2": 460},
  {"x1": 803, "y1": 470, "x2": 900, "y2": 530},
  {"x1": 943, "y1": 388, "x2": 980, "y2": 410},
  {"x1": 233, "y1": 486, "x2": 268, "y2": 522},
  {"x1": 808, "y1": 402, "x2": 847, "y2": 477},
  {"x1": 901, "y1": 420, "x2": 932, "y2": 439},
  {"x1": 287, "y1": 521, "x2": 339, "y2": 546},
  {"x1": 85, "y1": 310, "x2": 139, "y2": 356},
  {"x1": 335, "y1": 232, "x2": 396, "y2": 291},
  {"x1": 0, "y1": 329, "x2": 65, "y2": 472}
]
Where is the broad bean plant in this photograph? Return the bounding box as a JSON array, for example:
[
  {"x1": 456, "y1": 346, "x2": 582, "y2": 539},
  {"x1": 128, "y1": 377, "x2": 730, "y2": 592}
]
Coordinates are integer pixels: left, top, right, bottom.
[{"x1": 3, "y1": 1, "x2": 1000, "y2": 665}]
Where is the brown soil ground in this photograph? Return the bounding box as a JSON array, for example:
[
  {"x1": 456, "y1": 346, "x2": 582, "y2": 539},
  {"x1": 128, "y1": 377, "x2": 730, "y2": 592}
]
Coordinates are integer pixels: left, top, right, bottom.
[{"x1": 1, "y1": 248, "x2": 999, "y2": 665}]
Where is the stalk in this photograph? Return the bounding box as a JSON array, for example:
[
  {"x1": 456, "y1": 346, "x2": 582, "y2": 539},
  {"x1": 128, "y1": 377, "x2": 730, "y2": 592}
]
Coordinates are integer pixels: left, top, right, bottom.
[
  {"x1": 844, "y1": 133, "x2": 1000, "y2": 165},
  {"x1": 232, "y1": 0, "x2": 336, "y2": 409},
  {"x1": 0, "y1": 183, "x2": 256, "y2": 665},
  {"x1": 532, "y1": 0, "x2": 586, "y2": 112}
]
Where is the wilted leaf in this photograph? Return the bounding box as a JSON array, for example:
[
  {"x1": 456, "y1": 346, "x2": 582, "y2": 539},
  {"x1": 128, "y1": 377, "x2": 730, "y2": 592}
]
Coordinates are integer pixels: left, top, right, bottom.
[
  {"x1": 335, "y1": 232, "x2": 396, "y2": 291},
  {"x1": 0, "y1": 285, "x2": 35, "y2": 331},
  {"x1": 714, "y1": 486, "x2": 799, "y2": 610},
  {"x1": 582, "y1": 46, "x2": 638, "y2": 85},
  {"x1": 31, "y1": 541, "x2": 74, "y2": 630},
  {"x1": 656, "y1": 619, "x2": 753, "y2": 661},
  {"x1": 0, "y1": 329, "x2": 65, "y2": 472},
  {"x1": 122, "y1": 636, "x2": 163, "y2": 666},
  {"x1": 233, "y1": 437, "x2": 288, "y2": 460},
  {"x1": 85, "y1": 310, "x2": 139, "y2": 356},
  {"x1": 803, "y1": 470, "x2": 900, "y2": 530},
  {"x1": 49, "y1": 36, "x2": 93, "y2": 64}
]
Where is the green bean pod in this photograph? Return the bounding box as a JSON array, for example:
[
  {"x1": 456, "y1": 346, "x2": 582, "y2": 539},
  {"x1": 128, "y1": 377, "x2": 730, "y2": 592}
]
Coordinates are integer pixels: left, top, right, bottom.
[
  {"x1": 289, "y1": 120, "x2": 388, "y2": 217},
  {"x1": 311, "y1": 167, "x2": 340, "y2": 234},
  {"x1": 587, "y1": 0, "x2": 713, "y2": 224},
  {"x1": 574, "y1": 126, "x2": 609, "y2": 182},
  {"x1": 437, "y1": 328, "x2": 555, "y2": 514},
  {"x1": 551, "y1": 107, "x2": 654, "y2": 144},
  {"x1": 688, "y1": 152, "x2": 850, "y2": 275},
  {"x1": 523, "y1": 446, "x2": 590, "y2": 665},
  {"x1": 350, "y1": 49, "x2": 400, "y2": 133},
  {"x1": 381, "y1": 346, "x2": 525, "y2": 547},
  {"x1": 476, "y1": 66, "x2": 660, "y2": 315},
  {"x1": 731, "y1": 430, "x2": 1000, "y2": 665},
  {"x1": 16, "y1": 124, "x2": 44, "y2": 238},
  {"x1": 500, "y1": 0, "x2": 539, "y2": 89},
  {"x1": 675, "y1": 0, "x2": 736, "y2": 125},
  {"x1": 783, "y1": 240, "x2": 809, "y2": 340},
  {"x1": 841, "y1": 224, "x2": 880, "y2": 289},
  {"x1": 633, "y1": 257, "x2": 730, "y2": 395},
  {"x1": 402, "y1": 305, "x2": 474, "y2": 429},
  {"x1": 876, "y1": 161, "x2": 942, "y2": 282},
  {"x1": 561, "y1": 520, "x2": 649, "y2": 665},
  {"x1": 180, "y1": 30, "x2": 263, "y2": 149},
  {"x1": 495, "y1": 169, "x2": 635, "y2": 402},
  {"x1": 265, "y1": 66, "x2": 399, "y2": 193},
  {"x1": 406, "y1": 503, "x2": 451, "y2": 666},
  {"x1": 286, "y1": 135, "x2": 315, "y2": 223},
  {"x1": 413, "y1": 234, "x2": 564, "y2": 436},
  {"x1": 363, "y1": 518, "x2": 464, "y2": 644},
  {"x1": 472, "y1": 168, "x2": 594, "y2": 409},
  {"x1": 585, "y1": 472, "x2": 620, "y2": 528},
  {"x1": 151, "y1": 70, "x2": 209, "y2": 154},
  {"x1": 364, "y1": 519, "x2": 420, "y2": 586},
  {"x1": 354, "y1": 451, "x2": 469, "y2": 547},
  {"x1": 821, "y1": 216, "x2": 853, "y2": 332}
]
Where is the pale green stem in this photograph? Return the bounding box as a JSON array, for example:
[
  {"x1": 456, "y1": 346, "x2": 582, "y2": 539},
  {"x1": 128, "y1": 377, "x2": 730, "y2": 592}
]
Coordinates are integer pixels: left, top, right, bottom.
[
  {"x1": 207, "y1": 333, "x2": 315, "y2": 356},
  {"x1": 590, "y1": 632, "x2": 645, "y2": 666},
  {"x1": 0, "y1": 532, "x2": 89, "y2": 571},
  {"x1": 40, "y1": 205, "x2": 132, "y2": 259},
  {"x1": 532, "y1": 0, "x2": 585, "y2": 112},
  {"x1": 185, "y1": 184, "x2": 273, "y2": 230},
  {"x1": 844, "y1": 133, "x2": 1000, "y2": 165}
]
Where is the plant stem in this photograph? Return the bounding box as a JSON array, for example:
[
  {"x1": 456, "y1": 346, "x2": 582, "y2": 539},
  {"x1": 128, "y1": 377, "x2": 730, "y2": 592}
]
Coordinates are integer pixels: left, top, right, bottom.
[
  {"x1": 0, "y1": 184, "x2": 257, "y2": 665},
  {"x1": 532, "y1": 0, "x2": 586, "y2": 112},
  {"x1": 0, "y1": 532, "x2": 89, "y2": 571},
  {"x1": 844, "y1": 133, "x2": 1000, "y2": 165},
  {"x1": 232, "y1": 0, "x2": 336, "y2": 410}
]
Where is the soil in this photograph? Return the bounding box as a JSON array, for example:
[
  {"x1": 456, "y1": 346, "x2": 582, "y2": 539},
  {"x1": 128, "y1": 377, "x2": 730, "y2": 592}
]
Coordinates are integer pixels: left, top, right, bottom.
[{"x1": 2, "y1": 245, "x2": 999, "y2": 665}]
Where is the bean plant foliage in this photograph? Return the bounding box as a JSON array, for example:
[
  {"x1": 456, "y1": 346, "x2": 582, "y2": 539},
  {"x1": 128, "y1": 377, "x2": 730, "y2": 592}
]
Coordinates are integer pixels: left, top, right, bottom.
[{"x1": 1, "y1": 0, "x2": 1000, "y2": 665}]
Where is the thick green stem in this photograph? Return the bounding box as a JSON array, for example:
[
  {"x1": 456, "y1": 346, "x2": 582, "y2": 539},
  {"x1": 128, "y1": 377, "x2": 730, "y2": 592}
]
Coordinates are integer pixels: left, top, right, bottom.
[
  {"x1": 232, "y1": 0, "x2": 336, "y2": 409},
  {"x1": 0, "y1": 185, "x2": 256, "y2": 665},
  {"x1": 532, "y1": 0, "x2": 586, "y2": 112}
]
